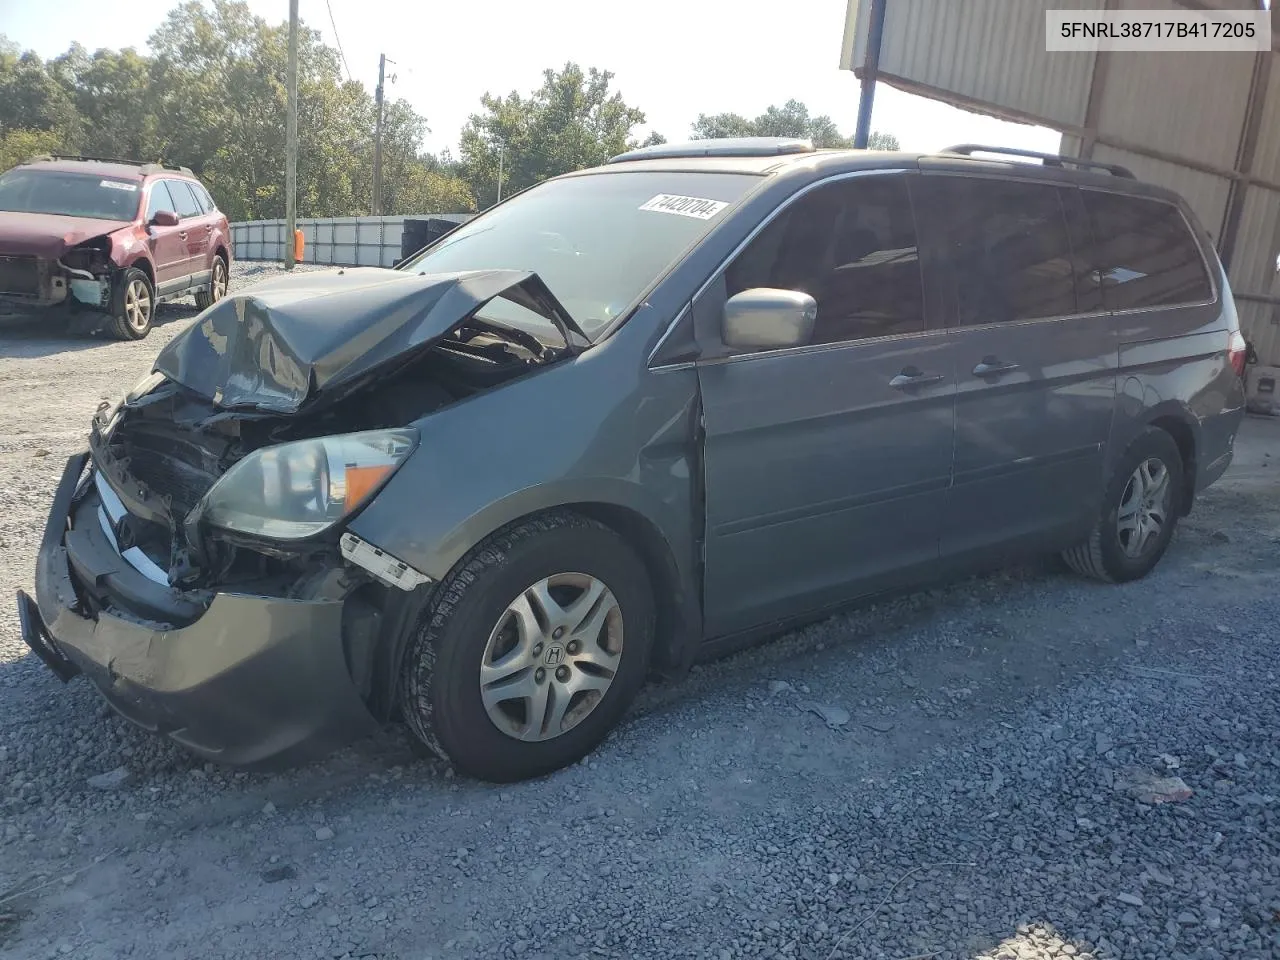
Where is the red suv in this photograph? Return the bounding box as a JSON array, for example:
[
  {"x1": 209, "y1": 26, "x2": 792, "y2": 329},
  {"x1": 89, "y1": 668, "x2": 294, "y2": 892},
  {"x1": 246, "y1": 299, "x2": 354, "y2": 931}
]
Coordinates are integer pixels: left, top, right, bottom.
[{"x1": 0, "y1": 155, "x2": 232, "y2": 339}]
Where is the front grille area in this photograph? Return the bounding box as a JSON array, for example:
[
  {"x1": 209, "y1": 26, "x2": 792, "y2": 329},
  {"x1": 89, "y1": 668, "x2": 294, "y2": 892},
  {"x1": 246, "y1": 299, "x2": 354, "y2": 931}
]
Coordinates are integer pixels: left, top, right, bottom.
[
  {"x1": 0, "y1": 254, "x2": 44, "y2": 297},
  {"x1": 118, "y1": 428, "x2": 224, "y2": 520}
]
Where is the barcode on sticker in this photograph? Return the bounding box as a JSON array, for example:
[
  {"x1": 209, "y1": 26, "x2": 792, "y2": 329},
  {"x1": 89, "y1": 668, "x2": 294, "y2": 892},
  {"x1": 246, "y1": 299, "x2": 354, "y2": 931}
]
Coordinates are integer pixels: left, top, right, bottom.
[
  {"x1": 639, "y1": 194, "x2": 728, "y2": 220},
  {"x1": 100, "y1": 180, "x2": 138, "y2": 192}
]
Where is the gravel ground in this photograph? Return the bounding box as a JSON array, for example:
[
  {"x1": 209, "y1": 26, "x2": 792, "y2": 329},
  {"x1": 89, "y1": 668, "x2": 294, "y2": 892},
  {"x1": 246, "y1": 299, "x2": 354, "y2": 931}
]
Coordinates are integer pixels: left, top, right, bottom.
[{"x1": 2, "y1": 267, "x2": 1280, "y2": 959}]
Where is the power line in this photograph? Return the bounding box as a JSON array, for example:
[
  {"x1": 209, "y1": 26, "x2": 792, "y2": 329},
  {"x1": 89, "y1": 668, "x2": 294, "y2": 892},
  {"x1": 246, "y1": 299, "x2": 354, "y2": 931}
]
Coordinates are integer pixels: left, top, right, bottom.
[{"x1": 322, "y1": 0, "x2": 353, "y2": 82}]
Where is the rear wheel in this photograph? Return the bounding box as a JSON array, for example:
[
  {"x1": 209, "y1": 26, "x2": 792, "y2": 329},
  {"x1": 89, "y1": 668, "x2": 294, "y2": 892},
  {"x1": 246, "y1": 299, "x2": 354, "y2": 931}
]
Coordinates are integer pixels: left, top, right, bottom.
[
  {"x1": 107, "y1": 267, "x2": 154, "y2": 340},
  {"x1": 1063, "y1": 427, "x2": 1185, "y2": 583},
  {"x1": 399, "y1": 511, "x2": 654, "y2": 782},
  {"x1": 194, "y1": 255, "x2": 227, "y2": 310}
]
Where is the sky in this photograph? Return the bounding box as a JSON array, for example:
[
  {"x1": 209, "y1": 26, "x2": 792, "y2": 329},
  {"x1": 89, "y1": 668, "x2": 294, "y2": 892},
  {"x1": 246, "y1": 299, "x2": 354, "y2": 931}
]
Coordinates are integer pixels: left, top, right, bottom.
[{"x1": 0, "y1": 0, "x2": 1062, "y2": 157}]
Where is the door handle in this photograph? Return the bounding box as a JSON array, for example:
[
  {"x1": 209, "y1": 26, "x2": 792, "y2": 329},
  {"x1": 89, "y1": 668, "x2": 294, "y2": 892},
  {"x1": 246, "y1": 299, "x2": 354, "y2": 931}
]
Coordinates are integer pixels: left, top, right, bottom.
[
  {"x1": 890, "y1": 367, "x2": 947, "y2": 389},
  {"x1": 972, "y1": 358, "x2": 1020, "y2": 378},
  {"x1": 178, "y1": 231, "x2": 188, "y2": 240}
]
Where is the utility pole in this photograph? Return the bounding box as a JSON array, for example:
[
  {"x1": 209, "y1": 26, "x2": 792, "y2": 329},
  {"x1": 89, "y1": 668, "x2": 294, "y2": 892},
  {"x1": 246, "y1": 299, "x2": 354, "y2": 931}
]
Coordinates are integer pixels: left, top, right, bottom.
[
  {"x1": 284, "y1": 0, "x2": 299, "y2": 268},
  {"x1": 853, "y1": 0, "x2": 886, "y2": 149},
  {"x1": 496, "y1": 141, "x2": 504, "y2": 203},
  {"x1": 372, "y1": 53, "x2": 386, "y2": 216}
]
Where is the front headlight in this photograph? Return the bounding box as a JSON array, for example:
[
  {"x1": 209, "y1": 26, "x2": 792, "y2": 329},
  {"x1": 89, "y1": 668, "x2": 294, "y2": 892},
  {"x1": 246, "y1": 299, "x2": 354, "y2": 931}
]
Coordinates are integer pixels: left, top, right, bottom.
[{"x1": 197, "y1": 428, "x2": 418, "y2": 540}]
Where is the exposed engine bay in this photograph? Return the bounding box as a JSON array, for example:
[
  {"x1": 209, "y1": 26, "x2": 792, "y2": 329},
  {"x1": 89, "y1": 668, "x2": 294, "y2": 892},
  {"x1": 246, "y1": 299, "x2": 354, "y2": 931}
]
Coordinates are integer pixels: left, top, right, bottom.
[
  {"x1": 91, "y1": 321, "x2": 557, "y2": 618},
  {"x1": 0, "y1": 238, "x2": 113, "y2": 310}
]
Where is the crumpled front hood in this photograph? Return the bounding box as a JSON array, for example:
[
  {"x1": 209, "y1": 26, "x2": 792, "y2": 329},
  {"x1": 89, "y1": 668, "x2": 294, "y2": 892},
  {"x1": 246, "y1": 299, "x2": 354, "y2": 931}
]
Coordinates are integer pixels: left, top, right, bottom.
[
  {"x1": 0, "y1": 212, "x2": 128, "y2": 259},
  {"x1": 153, "y1": 267, "x2": 577, "y2": 414}
]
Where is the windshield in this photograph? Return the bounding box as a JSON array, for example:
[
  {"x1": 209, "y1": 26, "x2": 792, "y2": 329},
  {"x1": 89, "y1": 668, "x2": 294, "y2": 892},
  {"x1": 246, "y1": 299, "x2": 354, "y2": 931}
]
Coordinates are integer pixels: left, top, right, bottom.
[
  {"x1": 398, "y1": 170, "x2": 759, "y2": 339},
  {"x1": 0, "y1": 169, "x2": 141, "y2": 221}
]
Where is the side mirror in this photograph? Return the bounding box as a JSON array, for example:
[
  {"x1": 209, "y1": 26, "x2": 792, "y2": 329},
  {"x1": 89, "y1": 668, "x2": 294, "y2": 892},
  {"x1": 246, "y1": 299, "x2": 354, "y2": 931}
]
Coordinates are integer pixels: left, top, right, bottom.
[
  {"x1": 722, "y1": 288, "x2": 817, "y2": 351},
  {"x1": 151, "y1": 210, "x2": 180, "y2": 227}
]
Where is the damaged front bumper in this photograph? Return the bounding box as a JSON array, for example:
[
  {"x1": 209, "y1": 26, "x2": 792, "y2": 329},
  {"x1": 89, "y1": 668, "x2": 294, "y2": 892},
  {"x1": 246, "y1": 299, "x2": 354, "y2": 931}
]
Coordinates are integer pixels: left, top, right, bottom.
[
  {"x1": 19, "y1": 453, "x2": 382, "y2": 767},
  {"x1": 0, "y1": 254, "x2": 110, "y2": 316}
]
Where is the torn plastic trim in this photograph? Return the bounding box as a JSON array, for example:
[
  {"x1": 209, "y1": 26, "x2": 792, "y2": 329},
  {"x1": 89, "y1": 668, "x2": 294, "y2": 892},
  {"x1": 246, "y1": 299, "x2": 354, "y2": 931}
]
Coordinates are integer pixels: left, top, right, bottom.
[
  {"x1": 87, "y1": 420, "x2": 176, "y2": 532},
  {"x1": 69, "y1": 276, "x2": 109, "y2": 307},
  {"x1": 95, "y1": 470, "x2": 170, "y2": 585},
  {"x1": 339, "y1": 532, "x2": 431, "y2": 591},
  {"x1": 60, "y1": 237, "x2": 115, "y2": 310}
]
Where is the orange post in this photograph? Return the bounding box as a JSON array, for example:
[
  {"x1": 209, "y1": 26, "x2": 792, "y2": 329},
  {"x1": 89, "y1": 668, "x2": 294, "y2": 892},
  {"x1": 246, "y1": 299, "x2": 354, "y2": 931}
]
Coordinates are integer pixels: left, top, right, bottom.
[{"x1": 293, "y1": 229, "x2": 305, "y2": 263}]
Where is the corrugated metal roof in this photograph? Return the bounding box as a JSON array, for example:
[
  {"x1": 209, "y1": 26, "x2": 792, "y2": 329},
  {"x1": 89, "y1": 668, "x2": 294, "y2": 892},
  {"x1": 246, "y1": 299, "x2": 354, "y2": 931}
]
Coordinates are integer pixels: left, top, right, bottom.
[
  {"x1": 1094, "y1": 53, "x2": 1254, "y2": 172},
  {"x1": 843, "y1": 0, "x2": 1100, "y2": 129},
  {"x1": 1090, "y1": 145, "x2": 1232, "y2": 241}
]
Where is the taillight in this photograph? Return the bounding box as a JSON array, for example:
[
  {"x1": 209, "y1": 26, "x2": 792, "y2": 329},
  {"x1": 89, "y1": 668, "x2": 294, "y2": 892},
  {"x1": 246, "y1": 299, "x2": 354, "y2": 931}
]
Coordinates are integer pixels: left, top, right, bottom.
[{"x1": 1228, "y1": 330, "x2": 1247, "y2": 378}]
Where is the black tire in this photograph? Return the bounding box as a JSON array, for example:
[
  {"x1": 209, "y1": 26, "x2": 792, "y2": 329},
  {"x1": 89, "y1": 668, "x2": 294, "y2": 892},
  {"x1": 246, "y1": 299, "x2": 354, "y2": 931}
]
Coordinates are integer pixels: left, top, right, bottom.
[
  {"x1": 399, "y1": 510, "x2": 654, "y2": 783},
  {"x1": 1063, "y1": 427, "x2": 1185, "y2": 583},
  {"x1": 194, "y1": 254, "x2": 227, "y2": 311},
  {"x1": 107, "y1": 266, "x2": 155, "y2": 340}
]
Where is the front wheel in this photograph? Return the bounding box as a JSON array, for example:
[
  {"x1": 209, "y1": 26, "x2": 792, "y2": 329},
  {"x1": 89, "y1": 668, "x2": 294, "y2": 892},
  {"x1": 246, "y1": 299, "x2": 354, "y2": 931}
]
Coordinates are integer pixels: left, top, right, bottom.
[
  {"x1": 399, "y1": 511, "x2": 654, "y2": 782},
  {"x1": 1063, "y1": 426, "x2": 1185, "y2": 583},
  {"x1": 107, "y1": 267, "x2": 155, "y2": 340}
]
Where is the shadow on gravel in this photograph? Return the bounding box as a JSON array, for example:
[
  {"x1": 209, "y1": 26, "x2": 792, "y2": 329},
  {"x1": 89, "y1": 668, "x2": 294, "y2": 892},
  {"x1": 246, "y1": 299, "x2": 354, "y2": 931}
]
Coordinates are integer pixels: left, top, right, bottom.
[{"x1": 0, "y1": 303, "x2": 201, "y2": 359}]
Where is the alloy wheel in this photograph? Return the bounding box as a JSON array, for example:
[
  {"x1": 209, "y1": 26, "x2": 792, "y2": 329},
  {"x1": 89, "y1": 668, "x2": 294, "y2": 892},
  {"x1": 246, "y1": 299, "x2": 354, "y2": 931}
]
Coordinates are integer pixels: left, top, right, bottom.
[
  {"x1": 479, "y1": 572, "x2": 624, "y2": 742},
  {"x1": 212, "y1": 259, "x2": 227, "y2": 301},
  {"x1": 124, "y1": 278, "x2": 152, "y2": 332},
  {"x1": 1116, "y1": 457, "x2": 1171, "y2": 558}
]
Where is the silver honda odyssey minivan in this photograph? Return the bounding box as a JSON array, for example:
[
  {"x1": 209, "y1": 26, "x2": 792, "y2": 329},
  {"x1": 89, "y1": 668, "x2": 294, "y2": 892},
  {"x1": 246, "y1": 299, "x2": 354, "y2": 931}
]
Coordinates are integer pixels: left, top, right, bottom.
[{"x1": 21, "y1": 138, "x2": 1247, "y2": 781}]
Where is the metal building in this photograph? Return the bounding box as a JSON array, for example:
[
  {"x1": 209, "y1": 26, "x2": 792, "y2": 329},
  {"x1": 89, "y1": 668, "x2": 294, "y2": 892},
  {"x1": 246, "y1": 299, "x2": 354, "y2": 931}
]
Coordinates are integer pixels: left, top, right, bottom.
[{"x1": 841, "y1": 0, "x2": 1280, "y2": 398}]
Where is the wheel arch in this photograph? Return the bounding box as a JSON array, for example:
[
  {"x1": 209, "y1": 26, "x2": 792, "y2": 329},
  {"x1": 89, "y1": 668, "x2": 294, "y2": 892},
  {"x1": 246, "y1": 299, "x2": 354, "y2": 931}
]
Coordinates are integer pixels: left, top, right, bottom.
[
  {"x1": 369, "y1": 498, "x2": 702, "y2": 722},
  {"x1": 1137, "y1": 403, "x2": 1200, "y2": 514},
  {"x1": 123, "y1": 255, "x2": 155, "y2": 287},
  {"x1": 562, "y1": 500, "x2": 699, "y2": 680}
]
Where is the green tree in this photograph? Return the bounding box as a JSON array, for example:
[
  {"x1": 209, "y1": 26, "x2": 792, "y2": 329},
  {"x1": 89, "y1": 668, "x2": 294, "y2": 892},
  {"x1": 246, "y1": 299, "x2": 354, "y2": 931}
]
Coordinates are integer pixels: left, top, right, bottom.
[
  {"x1": 0, "y1": 5, "x2": 471, "y2": 217},
  {"x1": 691, "y1": 98, "x2": 898, "y2": 150},
  {"x1": 459, "y1": 63, "x2": 655, "y2": 208},
  {"x1": 0, "y1": 128, "x2": 61, "y2": 172},
  {"x1": 53, "y1": 44, "x2": 159, "y2": 162},
  {"x1": 866, "y1": 130, "x2": 900, "y2": 150},
  {"x1": 0, "y1": 41, "x2": 80, "y2": 141}
]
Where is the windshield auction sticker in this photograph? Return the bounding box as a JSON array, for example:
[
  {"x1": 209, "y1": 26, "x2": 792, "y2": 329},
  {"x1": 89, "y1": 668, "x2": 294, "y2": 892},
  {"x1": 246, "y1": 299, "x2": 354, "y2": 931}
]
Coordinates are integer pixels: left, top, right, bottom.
[
  {"x1": 100, "y1": 180, "x2": 139, "y2": 191},
  {"x1": 639, "y1": 194, "x2": 728, "y2": 220}
]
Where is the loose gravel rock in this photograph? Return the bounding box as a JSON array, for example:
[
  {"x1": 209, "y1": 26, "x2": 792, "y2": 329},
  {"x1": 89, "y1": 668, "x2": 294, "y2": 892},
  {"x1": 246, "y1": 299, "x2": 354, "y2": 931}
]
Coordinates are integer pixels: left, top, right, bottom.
[{"x1": 2, "y1": 270, "x2": 1280, "y2": 959}]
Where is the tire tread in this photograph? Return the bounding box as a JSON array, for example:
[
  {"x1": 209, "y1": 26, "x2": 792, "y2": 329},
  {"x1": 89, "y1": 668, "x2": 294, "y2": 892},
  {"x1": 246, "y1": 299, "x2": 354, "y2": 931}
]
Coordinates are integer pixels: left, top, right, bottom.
[
  {"x1": 1062, "y1": 426, "x2": 1182, "y2": 584},
  {"x1": 399, "y1": 510, "x2": 604, "y2": 767},
  {"x1": 107, "y1": 266, "x2": 154, "y2": 341}
]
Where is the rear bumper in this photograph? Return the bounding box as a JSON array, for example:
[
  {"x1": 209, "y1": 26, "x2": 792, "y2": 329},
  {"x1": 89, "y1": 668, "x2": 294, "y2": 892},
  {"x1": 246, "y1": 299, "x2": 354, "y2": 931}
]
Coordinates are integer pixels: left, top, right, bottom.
[
  {"x1": 22, "y1": 453, "x2": 379, "y2": 767},
  {"x1": 1198, "y1": 405, "x2": 1245, "y2": 493}
]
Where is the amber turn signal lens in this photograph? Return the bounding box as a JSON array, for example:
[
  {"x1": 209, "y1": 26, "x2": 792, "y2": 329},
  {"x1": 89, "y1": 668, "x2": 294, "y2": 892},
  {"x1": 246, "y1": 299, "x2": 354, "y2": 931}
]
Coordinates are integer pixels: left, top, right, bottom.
[{"x1": 343, "y1": 464, "x2": 393, "y2": 512}]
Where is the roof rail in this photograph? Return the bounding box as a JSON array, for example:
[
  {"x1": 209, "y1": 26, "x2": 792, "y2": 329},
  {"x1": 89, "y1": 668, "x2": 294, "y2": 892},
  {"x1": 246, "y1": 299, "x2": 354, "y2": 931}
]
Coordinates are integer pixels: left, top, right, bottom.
[
  {"x1": 608, "y1": 137, "x2": 816, "y2": 165},
  {"x1": 939, "y1": 144, "x2": 1136, "y2": 179},
  {"x1": 25, "y1": 154, "x2": 194, "y2": 175}
]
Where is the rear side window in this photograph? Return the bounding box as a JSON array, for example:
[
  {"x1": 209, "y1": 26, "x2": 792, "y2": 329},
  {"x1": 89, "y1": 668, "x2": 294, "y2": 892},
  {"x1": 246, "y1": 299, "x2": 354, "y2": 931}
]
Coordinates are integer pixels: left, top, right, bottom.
[
  {"x1": 1081, "y1": 191, "x2": 1212, "y2": 310},
  {"x1": 914, "y1": 176, "x2": 1077, "y2": 325},
  {"x1": 167, "y1": 180, "x2": 203, "y2": 219},
  {"x1": 725, "y1": 175, "x2": 925, "y2": 344}
]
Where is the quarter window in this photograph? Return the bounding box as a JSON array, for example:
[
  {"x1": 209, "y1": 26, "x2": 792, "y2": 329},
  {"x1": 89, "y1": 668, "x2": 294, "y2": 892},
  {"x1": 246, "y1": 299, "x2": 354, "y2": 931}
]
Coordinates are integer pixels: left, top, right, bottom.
[
  {"x1": 915, "y1": 176, "x2": 1078, "y2": 326},
  {"x1": 191, "y1": 182, "x2": 216, "y2": 212},
  {"x1": 1081, "y1": 191, "x2": 1212, "y2": 310},
  {"x1": 725, "y1": 175, "x2": 925, "y2": 345},
  {"x1": 168, "y1": 180, "x2": 203, "y2": 219}
]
